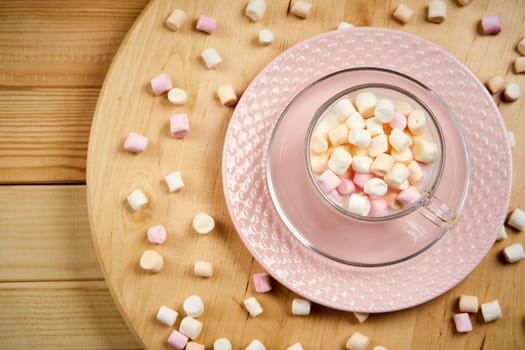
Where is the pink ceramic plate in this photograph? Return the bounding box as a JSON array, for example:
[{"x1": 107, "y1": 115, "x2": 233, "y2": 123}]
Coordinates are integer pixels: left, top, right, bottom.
[{"x1": 222, "y1": 27, "x2": 512, "y2": 312}]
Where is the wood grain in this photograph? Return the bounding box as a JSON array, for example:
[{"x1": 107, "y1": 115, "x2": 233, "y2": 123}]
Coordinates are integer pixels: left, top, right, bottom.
[{"x1": 86, "y1": 0, "x2": 525, "y2": 349}]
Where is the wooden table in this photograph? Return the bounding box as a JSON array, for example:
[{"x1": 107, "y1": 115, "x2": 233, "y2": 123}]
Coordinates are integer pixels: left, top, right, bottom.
[{"x1": 1, "y1": 1, "x2": 524, "y2": 349}]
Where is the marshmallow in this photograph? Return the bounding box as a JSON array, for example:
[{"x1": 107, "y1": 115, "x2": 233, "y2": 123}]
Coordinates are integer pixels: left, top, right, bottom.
[
  {"x1": 459, "y1": 294, "x2": 479, "y2": 313},
  {"x1": 346, "y1": 111, "x2": 366, "y2": 129},
  {"x1": 244, "y1": 297, "x2": 263, "y2": 317},
  {"x1": 374, "y1": 347, "x2": 388, "y2": 350},
  {"x1": 453, "y1": 313, "x2": 472, "y2": 333},
  {"x1": 194, "y1": 261, "x2": 213, "y2": 277},
  {"x1": 290, "y1": 0, "x2": 312, "y2": 18},
  {"x1": 364, "y1": 178, "x2": 388, "y2": 196},
  {"x1": 508, "y1": 208, "x2": 525, "y2": 230},
  {"x1": 186, "y1": 342, "x2": 205, "y2": 350},
  {"x1": 485, "y1": 75, "x2": 505, "y2": 94},
  {"x1": 369, "y1": 134, "x2": 388, "y2": 157},
  {"x1": 384, "y1": 163, "x2": 410, "y2": 189},
  {"x1": 366, "y1": 117, "x2": 385, "y2": 136},
  {"x1": 147, "y1": 225, "x2": 167, "y2": 244},
  {"x1": 457, "y1": 0, "x2": 473, "y2": 5},
  {"x1": 427, "y1": 0, "x2": 446, "y2": 24},
  {"x1": 328, "y1": 124, "x2": 349, "y2": 146},
  {"x1": 167, "y1": 330, "x2": 189, "y2": 350},
  {"x1": 374, "y1": 98, "x2": 395, "y2": 123},
  {"x1": 258, "y1": 29, "x2": 274, "y2": 46},
  {"x1": 183, "y1": 295, "x2": 204, "y2": 317},
  {"x1": 337, "y1": 179, "x2": 356, "y2": 195},
  {"x1": 517, "y1": 37, "x2": 525, "y2": 55},
  {"x1": 353, "y1": 172, "x2": 373, "y2": 188},
  {"x1": 481, "y1": 16, "x2": 502, "y2": 35},
  {"x1": 348, "y1": 129, "x2": 372, "y2": 147},
  {"x1": 496, "y1": 225, "x2": 508, "y2": 241},
  {"x1": 170, "y1": 114, "x2": 190, "y2": 138},
  {"x1": 353, "y1": 312, "x2": 369, "y2": 323},
  {"x1": 389, "y1": 128, "x2": 411, "y2": 152},
  {"x1": 157, "y1": 306, "x2": 179, "y2": 326},
  {"x1": 387, "y1": 192, "x2": 402, "y2": 211},
  {"x1": 369, "y1": 198, "x2": 389, "y2": 217},
  {"x1": 166, "y1": 9, "x2": 188, "y2": 31},
  {"x1": 196, "y1": 15, "x2": 217, "y2": 34},
  {"x1": 245, "y1": 0, "x2": 266, "y2": 21},
  {"x1": 310, "y1": 154, "x2": 328, "y2": 173},
  {"x1": 355, "y1": 91, "x2": 377, "y2": 117},
  {"x1": 394, "y1": 101, "x2": 413, "y2": 115},
  {"x1": 165, "y1": 171, "x2": 184, "y2": 192},
  {"x1": 407, "y1": 110, "x2": 427, "y2": 135},
  {"x1": 168, "y1": 88, "x2": 188, "y2": 105},
  {"x1": 328, "y1": 147, "x2": 352, "y2": 175},
  {"x1": 397, "y1": 186, "x2": 421, "y2": 207},
  {"x1": 391, "y1": 148, "x2": 413, "y2": 163},
  {"x1": 245, "y1": 340, "x2": 266, "y2": 350},
  {"x1": 311, "y1": 136, "x2": 329, "y2": 154},
  {"x1": 481, "y1": 300, "x2": 502, "y2": 322},
  {"x1": 371, "y1": 153, "x2": 394, "y2": 176},
  {"x1": 318, "y1": 169, "x2": 342, "y2": 193},
  {"x1": 327, "y1": 189, "x2": 343, "y2": 204},
  {"x1": 333, "y1": 98, "x2": 356, "y2": 120},
  {"x1": 352, "y1": 155, "x2": 373, "y2": 173},
  {"x1": 124, "y1": 132, "x2": 148, "y2": 153},
  {"x1": 413, "y1": 139, "x2": 439, "y2": 163},
  {"x1": 201, "y1": 48, "x2": 222, "y2": 69},
  {"x1": 407, "y1": 160, "x2": 424, "y2": 183},
  {"x1": 127, "y1": 189, "x2": 148, "y2": 211},
  {"x1": 140, "y1": 250, "x2": 163, "y2": 273},
  {"x1": 291, "y1": 298, "x2": 311, "y2": 316},
  {"x1": 503, "y1": 82, "x2": 520, "y2": 102},
  {"x1": 513, "y1": 57, "x2": 525, "y2": 73},
  {"x1": 179, "y1": 316, "x2": 203, "y2": 340},
  {"x1": 508, "y1": 131, "x2": 515, "y2": 149},
  {"x1": 345, "y1": 332, "x2": 369, "y2": 350},
  {"x1": 393, "y1": 3, "x2": 414, "y2": 24},
  {"x1": 346, "y1": 194, "x2": 371, "y2": 216},
  {"x1": 503, "y1": 243, "x2": 525, "y2": 263},
  {"x1": 337, "y1": 22, "x2": 354, "y2": 30},
  {"x1": 286, "y1": 343, "x2": 304, "y2": 350},
  {"x1": 151, "y1": 73, "x2": 173, "y2": 95},
  {"x1": 390, "y1": 110, "x2": 407, "y2": 130},
  {"x1": 214, "y1": 338, "x2": 232, "y2": 350},
  {"x1": 253, "y1": 272, "x2": 272, "y2": 293},
  {"x1": 315, "y1": 114, "x2": 339, "y2": 137},
  {"x1": 217, "y1": 84, "x2": 238, "y2": 106},
  {"x1": 193, "y1": 213, "x2": 215, "y2": 234}
]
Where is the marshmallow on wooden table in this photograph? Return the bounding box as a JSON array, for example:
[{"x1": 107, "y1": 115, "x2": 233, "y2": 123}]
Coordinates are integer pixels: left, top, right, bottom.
[
  {"x1": 453, "y1": 313, "x2": 472, "y2": 333},
  {"x1": 201, "y1": 48, "x2": 222, "y2": 69},
  {"x1": 397, "y1": 186, "x2": 421, "y2": 207},
  {"x1": 292, "y1": 298, "x2": 311, "y2": 315},
  {"x1": 407, "y1": 160, "x2": 423, "y2": 184},
  {"x1": 407, "y1": 110, "x2": 426, "y2": 135},
  {"x1": 196, "y1": 15, "x2": 217, "y2": 34},
  {"x1": 179, "y1": 316, "x2": 203, "y2": 340},
  {"x1": 194, "y1": 261, "x2": 213, "y2": 277},
  {"x1": 147, "y1": 225, "x2": 167, "y2": 244},
  {"x1": 140, "y1": 250, "x2": 163, "y2": 273},
  {"x1": 503, "y1": 243, "x2": 525, "y2": 263},
  {"x1": 166, "y1": 9, "x2": 187, "y2": 31},
  {"x1": 513, "y1": 57, "x2": 525, "y2": 73},
  {"x1": 413, "y1": 139, "x2": 439, "y2": 163},
  {"x1": 374, "y1": 347, "x2": 388, "y2": 350},
  {"x1": 338, "y1": 178, "x2": 356, "y2": 195},
  {"x1": 157, "y1": 306, "x2": 179, "y2": 326},
  {"x1": 170, "y1": 114, "x2": 190, "y2": 138},
  {"x1": 459, "y1": 294, "x2": 479, "y2": 313},
  {"x1": 245, "y1": 0, "x2": 267, "y2": 21},
  {"x1": 508, "y1": 208, "x2": 525, "y2": 231},
  {"x1": 369, "y1": 134, "x2": 388, "y2": 157},
  {"x1": 496, "y1": 225, "x2": 508, "y2": 241},
  {"x1": 390, "y1": 110, "x2": 407, "y2": 130},
  {"x1": 258, "y1": 29, "x2": 274, "y2": 46},
  {"x1": 328, "y1": 147, "x2": 352, "y2": 175},
  {"x1": 371, "y1": 153, "x2": 394, "y2": 176},
  {"x1": 186, "y1": 342, "x2": 205, "y2": 350},
  {"x1": 481, "y1": 16, "x2": 502, "y2": 35},
  {"x1": 384, "y1": 163, "x2": 409, "y2": 189},
  {"x1": 167, "y1": 330, "x2": 189, "y2": 350},
  {"x1": 346, "y1": 111, "x2": 366, "y2": 129},
  {"x1": 318, "y1": 169, "x2": 341, "y2": 192},
  {"x1": 168, "y1": 88, "x2": 188, "y2": 105},
  {"x1": 244, "y1": 297, "x2": 263, "y2": 317},
  {"x1": 352, "y1": 156, "x2": 373, "y2": 173},
  {"x1": 503, "y1": 83, "x2": 520, "y2": 102},
  {"x1": 214, "y1": 338, "x2": 232, "y2": 350},
  {"x1": 165, "y1": 171, "x2": 184, "y2": 192},
  {"x1": 364, "y1": 178, "x2": 388, "y2": 196},
  {"x1": 338, "y1": 22, "x2": 354, "y2": 30},
  {"x1": 151, "y1": 73, "x2": 173, "y2": 95},
  {"x1": 517, "y1": 37, "x2": 525, "y2": 55},
  {"x1": 291, "y1": 0, "x2": 312, "y2": 18},
  {"x1": 127, "y1": 189, "x2": 148, "y2": 211},
  {"x1": 427, "y1": 0, "x2": 446, "y2": 23},
  {"x1": 355, "y1": 91, "x2": 377, "y2": 117},
  {"x1": 333, "y1": 98, "x2": 356, "y2": 120},
  {"x1": 311, "y1": 154, "x2": 328, "y2": 174},
  {"x1": 348, "y1": 129, "x2": 371, "y2": 147},
  {"x1": 507, "y1": 131, "x2": 515, "y2": 149},
  {"x1": 328, "y1": 124, "x2": 349, "y2": 146},
  {"x1": 311, "y1": 135, "x2": 328, "y2": 154},
  {"x1": 346, "y1": 332, "x2": 369, "y2": 350},
  {"x1": 346, "y1": 194, "x2": 371, "y2": 216},
  {"x1": 481, "y1": 299, "x2": 502, "y2": 322},
  {"x1": 393, "y1": 3, "x2": 414, "y2": 24},
  {"x1": 253, "y1": 272, "x2": 272, "y2": 293},
  {"x1": 192, "y1": 213, "x2": 215, "y2": 234},
  {"x1": 389, "y1": 128, "x2": 410, "y2": 152},
  {"x1": 123, "y1": 132, "x2": 148, "y2": 153},
  {"x1": 217, "y1": 84, "x2": 238, "y2": 106},
  {"x1": 245, "y1": 340, "x2": 266, "y2": 350},
  {"x1": 183, "y1": 295, "x2": 204, "y2": 317},
  {"x1": 353, "y1": 312, "x2": 369, "y2": 323},
  {"x1": 375, "y1": 98, "x2": 395, "y2": 123},
  {"x1": 286, "y1": 344, "x2": 303, "y2": 350},
  {"x1": 457, "y1": 0, "x2": 473, "y2": 5},
  {"x1": 485, "y1": 75, "x2": 505, "y2": 94}
]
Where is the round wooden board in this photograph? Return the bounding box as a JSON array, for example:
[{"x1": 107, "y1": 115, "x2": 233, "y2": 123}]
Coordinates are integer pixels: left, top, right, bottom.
[{"x1": 87, "y1": 0, "x2": 525, "y2": 349}]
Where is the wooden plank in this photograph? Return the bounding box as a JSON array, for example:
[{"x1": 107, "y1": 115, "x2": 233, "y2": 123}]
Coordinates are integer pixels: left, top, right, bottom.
[
  {"x1": 0, "y1": 0, "x2": 149, "y2": 87},
  {"x1": 0, "y1": 185, "x2": 103, "y2": 281},
  {"x1": 0, "y1": 280, "x2": 140, "y2": 350}
]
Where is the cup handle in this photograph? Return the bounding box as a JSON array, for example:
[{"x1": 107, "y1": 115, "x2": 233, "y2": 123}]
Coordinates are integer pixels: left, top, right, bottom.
[{"x1": 419, "y1": 195, "x2": 458, "y2": 227}]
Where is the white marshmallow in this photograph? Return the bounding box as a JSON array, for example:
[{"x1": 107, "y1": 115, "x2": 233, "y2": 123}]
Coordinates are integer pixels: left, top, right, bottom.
[
  {"x1": 496, "y1": 225, "x2": 508, "y2": 241},
  {"x1": 337, "y1": 22, "x2": 354, "y2": 30},
  {"x1": 371, "y1": 153, "x2": 394, "y2": 176},
  {"x1": 333, "y1": 98, "x2": 356, "y2": 120},
  {"x1": 157, "y1": 306, "x2": 179, "y2": 326},
  {"x1": 245, "y1": 340, "x2": 266, "y2": 350},
  {"x1": 374, "y1": 98, "x2": 395, "y2": 123},
  {"x1": 311, "y1": 136, "x2": 329, "y2": 154},
  {"x1": 481, "y1": 300, "x2": 502, "y2": 322},
  {"x1": 179, "y1": 316, "x2": 203, "y2": 340},
  {"x1": 194, "y1": 261, "x2": 213, "y2": 277},
  {"x1": 413, "y1": 139, "x2": 439, "y2": 163},
  {"x1": 389, "y1": 128, "x2": 410, "y2": 152},
  {"x1": 368, "y1": 134, "x2": 388, "y2": 157},
  {"x1": 504, "y1": 82, "x2": 521, "y2": 102},
  {"x1": 165, "y1": 171, "x2": 184, "y2": 192},
  {"x1": 366, "y1": 117, "x2": 384, "y2": 136},
  {"x1": 291, "y1": 298, "x2": 311, "y2": 316},
  {"x1": 290, "y1": 0, "x2": 312, "y2": 18},
  {"x1": 167, "y1": 88, "x2": 188, "y2": 105},
  {"x1": 391, "y1": 148, "x2": 413, "y2": 163},
  {"x1": 407, "y1": 110, "x2": 427, "y2": 135},
  {"x1": 346, "y1": 194, "x2": 371, "y2": 216},
  {"x1": 374, "y1": 347, "x2": 388, "y2": 350},
  {"x1": 258, "y1": 29, "x2": 274, "y2": 45},
  {"x1": 328, "y1": 124, "x2": 349, "y2": 145},
  {"x1": 428, "y1": 0, "x2": 447, "y2": 24},
  {"x1": 214, "y1": 338, "x2": 233, "y2": 350},
  {"x1": 394, "y1": 101, "x2": 413, "y2": 115},
  {"x1": 348, "y1": 129, "x2": 371, "y2": 147},
  {"x1": 245, "y1": 0, "x2": 267, "y2": 21},
  {"x1": 315, "y1": 113, "x2": 340, "y2": 137},
  {"x1": 459, "y1": 294, "x2": 479, "y2": 313},
  {"x1": 192, "y1": 213, "x2": 215, "y2": 234},
  {"x1": 127, "y1": 189, "x2": 148, "y2": 211},
  {"x1": 186, "y1": 343, "x2": 205, "y2": 350},
  {"x1": 139, "y1": 250, "x2": 163, "y2": 273},
  {"x1": 346, "y1": 332, "x2": 369, "y2": 350},
  {"x1": 328, "y1": 147, "x2": 352, "y2": 175},
  {"x1": 508, "y1": 208, "x2": 525, "y2": 231},
  {"x1": 503, "y1": 243, "x2": 525, "y2": 263},
  {"x1": 517, "y1": 36, "x2": 525, "y2": 55},
  {"x1": 364, "y1": 178, "x2": 388, "y2": 196},
  {"x1": 384, "y1": 163, "x2": 410, "y2": 189},
  {"x1": 346, "y1": 111, "x2": 366, "y2": 129},
  {"x1": 351, "y1": 156, "x2": 373, "y2": 173},
  {"x1": 183, "y1": 295, "x2": 204, "y2": 317},
  {"x1": 286, "y1": 344, "x2": 303, "y2": 350},
  {"x1": 166, "y1": 9, "x2": 187, "y2": 31},
  {"x1": 310, "y1": 154, "x2": 329, "y2": 174},
  {"x1": 355, "y1": 91, "x2": 377, "y2": 117},
  {"x1": 507, "y1": 131, "x2": 515, "y2": 149},
  {"x1": 407, "y1": 160, "x2": 424, "y2": 184},
  {"x1": 217, "y1": 84, "x2": 238, "y2": 106},
  {"x1": 244, "y1": 297, "x2": 263, "y2": 317},
  {"x1": 201, "y1": 48, "x2": 222, "y2": 69},
  {"x1": 353, "y1": 312, "x2": 369, "y2": 323}
]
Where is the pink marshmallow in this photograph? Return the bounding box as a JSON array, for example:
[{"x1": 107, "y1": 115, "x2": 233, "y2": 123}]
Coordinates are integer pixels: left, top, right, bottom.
[
  {"x1": 453, "y1": 313, "x2": 473, "y2": 333},
  {"x1": 327, "y1": 189, "x2": 344, "y2": 204},
  {"x1": 253, "y1": 272, "x2": 272, "y2": 293},
  {"x1": 147, "y1": 225, "x2": 167, "y2": 244},
  {"x1": 369, "y1": 198, "x2": 389, "y2": 217},
  {"x1": 390, "y1": 110, "x2": 407, "y2": 130},
  {"x1": 150, "y1": 73, "x2": 173, "y2": 95},
  {"x1": 337, "y1": 179, "x2": 356, "y2": 195},
  {"x1": 196, "y1": 15, "x2": 217, "y2": 34},
  {"x1": 170, "y1": 114, "x2": 190, "y2": 138},
  {"x1": 123, "y1": 132, "x2": 148, "y2": 153},
  {"x1": 353, "y1": 172, "x2": 373, "y2": 188},
  {"x1": 397, "y1": 186, "x2": 422, "y2": 207},
  {"x1": 167, "y1": 330, "x2": 189, "y2": 349},
  {"x1": 481, "y1": 16, "x2": 502, "y2": 35},
  {"x1": 318, "y1": 169, "x2": 341, "y2": 193}
]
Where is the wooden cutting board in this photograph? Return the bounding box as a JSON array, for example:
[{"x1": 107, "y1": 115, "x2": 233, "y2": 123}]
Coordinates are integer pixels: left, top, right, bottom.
[{"x1": 86, "y1": 0, "x2": 525, "y2": 349}]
